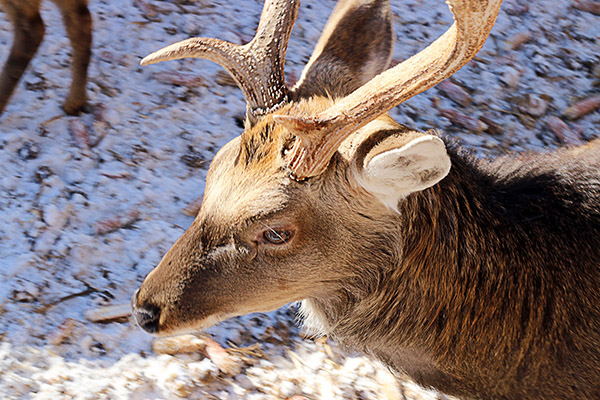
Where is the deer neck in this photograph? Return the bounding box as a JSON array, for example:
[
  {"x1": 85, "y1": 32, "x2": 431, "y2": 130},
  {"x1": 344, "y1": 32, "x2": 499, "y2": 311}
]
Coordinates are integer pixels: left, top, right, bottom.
[{"x1": 302, "y1": 145, "x2": 599, "y2": 392}]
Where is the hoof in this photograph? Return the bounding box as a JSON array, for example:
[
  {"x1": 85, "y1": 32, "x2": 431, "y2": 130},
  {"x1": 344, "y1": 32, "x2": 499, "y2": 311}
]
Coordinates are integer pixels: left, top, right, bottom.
[{"x1": 62, "y1": 99, "x2": 90, "y2": 115}]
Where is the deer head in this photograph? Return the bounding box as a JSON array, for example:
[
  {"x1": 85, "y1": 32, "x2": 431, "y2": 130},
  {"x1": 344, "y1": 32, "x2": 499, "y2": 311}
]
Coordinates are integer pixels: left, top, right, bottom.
[{"x1": 133, "y1": 0, "x2": 502, "y2": 336}]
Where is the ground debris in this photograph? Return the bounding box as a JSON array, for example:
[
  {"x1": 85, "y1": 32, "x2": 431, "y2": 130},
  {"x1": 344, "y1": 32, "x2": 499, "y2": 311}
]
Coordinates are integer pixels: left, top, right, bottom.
[
  {"x1": 35, "y1": 285, "x2": 99, "y2": 314},
  {"x1": 183, "y1": 196, "x2": 203, "y2": 216},
  {"x1": 48, "y1": 318, "x2": 78, "y2": 345},
  {"x1": 215, "y1": 70, "x2": 237, "y2": 87},
  {"x1": 132, "y1": 0, "x2": 173, "y2": 20},
  {"x1": 153, "y1": 334, "x2": 259, "y2": 375},
  {"x1": 479, "y1": 113, "x2": 504, "y2": 135},
  {"x1": 84, "y1": 304, "x2": 132, "y2": 323},
  {"x1": 504, "y1": 2, "x2": 529, "y2": 15},
  {"x1": 502, "y1": 31, "x2": 532, "y2": 51},
  {"x1": 547, "y1": 116, "x2": 583, "y2": 145},
  {"x1": 69, "y1": 119, "x2": 90, "y2": 150},
  {"x1": 573, "y1": 0, "x2": 600, "y2": 15},
  {"x1": 437, "y1": 80, "x2": 471, "y2": 107},
  {"x1": 204, "y1": 336, "x2": 243, "y2": 375},
  {"x1": 153, "y1": 71, "x2": 205, "y2": 88},
  {"x1": 562, "y1": 95, "x2": 600, "y2": 120},
  {"x1": 511, "y1": 94, "x2": 551, "y2": 117},
  {"x1": 17, "y1": 141, "x2": 40, "y2": 160},
  {"x1": 438, "y1": 108, "x2": 488, "y2": 132},
  {"x1": 153, "y1": 334, "x2": 208, "y2": 355},
  {"x1": 95, "y1": 209, "x2": 141, "y2": 235}
]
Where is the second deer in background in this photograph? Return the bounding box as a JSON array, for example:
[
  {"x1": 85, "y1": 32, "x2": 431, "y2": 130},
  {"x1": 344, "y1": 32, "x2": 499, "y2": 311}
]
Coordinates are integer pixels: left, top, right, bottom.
[{"x1": 0, "y1": 0, "x2": 91, "y2": 116}]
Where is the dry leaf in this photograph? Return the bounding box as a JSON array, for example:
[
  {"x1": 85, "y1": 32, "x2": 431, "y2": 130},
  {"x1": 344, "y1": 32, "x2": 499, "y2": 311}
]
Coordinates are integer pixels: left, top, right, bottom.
[
  {"x1": 573, "y1": 0, "x2": 600, "y2": 15},
  {"x1": 84, "y1": 304, "x2": 132, "y2": 323},
  {"x1": 204, "y1": 337, "x2": 242, "y2": 375},
  {"x1": 48, "y1": 318, "x2": 78, "y2": 345},
  {"x1": 547, "y1": 116, "x2": 583, "y2": 145},
  {"x1": 153, "y1": 72, "x2": 205, "y2": 88},
  {"x1": 438, "y1": 80, "x2": 472, "y2": 107},
  {"x1": 153, "y1": 334, "x2": 207, "y2": 355},
  {"x1": 439, "y1": 109, "x2": 488, "y2": 132},
  {"x1": 502, "y1": 31, "x2": 532, "y2": 51},
  {"x1": 69, "y1": 120, "x2": 90, "y2": 150},
  {"x1": 96, "y1": 209, "x2": 141, "y2": 235},
  {"x1": 562, "y1": 96, "x2": 600, "y2": 120}
]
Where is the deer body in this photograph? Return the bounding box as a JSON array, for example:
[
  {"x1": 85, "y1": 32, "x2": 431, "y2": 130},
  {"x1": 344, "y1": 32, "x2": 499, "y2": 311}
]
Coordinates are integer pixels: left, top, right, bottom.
[
  {"x1": 0, "y1": 0, "x2": 91, "y2": 115},
  {"x1": 301, "y1": 130, "x2": 600, "y2": 399},
  {"x1": 132, "y1": 0, "x2": 600, "y2": 398}
]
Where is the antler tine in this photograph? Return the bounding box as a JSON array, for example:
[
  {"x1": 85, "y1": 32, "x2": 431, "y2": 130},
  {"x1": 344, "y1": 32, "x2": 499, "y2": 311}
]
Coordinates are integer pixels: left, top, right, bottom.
[
  {"x1": 276, "y1": 0, "x2": 503, "y2": 180},
  {"x1": 140, "y1": 0, "x2": 300, "y2": 126}
]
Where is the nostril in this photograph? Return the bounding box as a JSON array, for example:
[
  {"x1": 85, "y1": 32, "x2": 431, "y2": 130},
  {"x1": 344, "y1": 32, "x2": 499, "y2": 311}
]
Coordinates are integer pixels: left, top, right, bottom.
[
  {"x1": 132, "y1": 289, "x2": 162, "y2": 333},
  {"x1": 133, "y1": 303, "x2": 161, "y2": 333}
]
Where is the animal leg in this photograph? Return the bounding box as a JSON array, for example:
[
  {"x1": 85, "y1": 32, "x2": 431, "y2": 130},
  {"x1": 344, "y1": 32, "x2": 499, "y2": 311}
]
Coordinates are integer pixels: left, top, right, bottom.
[
  {"x1": 54, "y1": 0, "x2": 92, "y2": 115},
  {"x1": 0, "y1": 0, "x2": 44, "y2": 115}
]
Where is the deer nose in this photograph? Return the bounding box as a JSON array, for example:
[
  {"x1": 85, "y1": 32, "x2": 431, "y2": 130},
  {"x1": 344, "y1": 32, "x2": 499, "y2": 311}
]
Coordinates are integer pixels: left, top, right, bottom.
[{"x1": 131, "y1": 289, "x2": 161, "y2": 333}]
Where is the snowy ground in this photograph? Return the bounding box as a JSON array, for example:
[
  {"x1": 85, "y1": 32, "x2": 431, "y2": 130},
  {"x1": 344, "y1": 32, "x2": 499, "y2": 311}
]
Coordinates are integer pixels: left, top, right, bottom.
[{"x1": 0, "y1": 0, "x2": 598, "y2": 399}]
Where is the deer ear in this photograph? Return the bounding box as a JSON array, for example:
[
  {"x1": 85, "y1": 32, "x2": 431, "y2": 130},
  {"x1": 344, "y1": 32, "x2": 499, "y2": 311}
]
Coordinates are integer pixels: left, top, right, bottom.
[
  {"x1": 292, "y1": 0, "x2": 394, "y2": 99},
  {"x1": 357, "y1": 134, "x2": 451, "y2": 210}
]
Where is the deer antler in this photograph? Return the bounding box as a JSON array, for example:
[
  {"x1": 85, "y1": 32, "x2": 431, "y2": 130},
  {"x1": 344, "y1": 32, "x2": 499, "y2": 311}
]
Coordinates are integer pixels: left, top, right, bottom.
[
  {"x1": 140, "y1": 0, "x2": 300, "y2": 126},
  {"x1": 275, "y1": 0, "x2": 503, "y2": 180}
]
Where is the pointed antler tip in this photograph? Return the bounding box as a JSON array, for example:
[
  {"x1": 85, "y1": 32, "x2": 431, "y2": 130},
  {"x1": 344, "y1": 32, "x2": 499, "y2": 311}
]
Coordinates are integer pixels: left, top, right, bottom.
[{"x1": 140, "y1": 53, "x2": 160, "y2": 66}]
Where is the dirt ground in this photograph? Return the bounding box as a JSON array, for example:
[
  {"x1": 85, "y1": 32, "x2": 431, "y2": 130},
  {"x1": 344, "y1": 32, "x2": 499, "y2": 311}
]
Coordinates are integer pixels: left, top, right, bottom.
[{"x1": 0, "y1": 0, "x2": 598, "y2": 398}]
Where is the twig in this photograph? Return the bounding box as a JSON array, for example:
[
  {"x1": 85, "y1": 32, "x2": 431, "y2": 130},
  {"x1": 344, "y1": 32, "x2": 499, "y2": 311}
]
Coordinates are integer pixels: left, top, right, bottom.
[{"x1": 35, "y1": 285, "x2": 99, "y2": 314}]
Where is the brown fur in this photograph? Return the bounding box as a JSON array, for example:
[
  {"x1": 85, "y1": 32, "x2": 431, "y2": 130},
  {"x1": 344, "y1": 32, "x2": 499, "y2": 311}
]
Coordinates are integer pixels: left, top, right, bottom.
[
  {"x1": 0, "y1": 0, "x2": 91, "y2": 116},
  {"x1": 133, "y1": 0, "x2": 600, "y2": 398},
  {"x1": 292, "y1": 0, "x2": 394, "y2": 99},
  {"x1": 317, "y1": 137, "x2": 600, "y2": 399}
]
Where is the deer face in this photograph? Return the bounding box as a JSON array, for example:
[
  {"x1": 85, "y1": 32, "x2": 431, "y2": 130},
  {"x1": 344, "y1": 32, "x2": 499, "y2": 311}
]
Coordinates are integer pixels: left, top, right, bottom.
[
  {"x1": 134, "y1": 104, "x2": 452, "y2": 336},
  {"x1": 133, "y1": 110, "x2": 342, "y2": 335},
  {"x1": 133, "y1": 0, "x2": 501, "y2": 335},
  {"x1": 133, "y1": 98, "x2": 384, "y2": 334},
  {"x1": 132, "y1": 101, "x2": 360, "y2": 334}
]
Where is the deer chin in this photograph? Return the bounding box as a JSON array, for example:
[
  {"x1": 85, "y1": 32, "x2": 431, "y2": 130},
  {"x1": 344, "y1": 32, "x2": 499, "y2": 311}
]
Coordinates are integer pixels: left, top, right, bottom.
[
  {"x1": 154, "y1": 312, "x2": 237, "y2": 338},
  {"x1": 156, "y1": 298, "x2": 299, "y2": 337}
]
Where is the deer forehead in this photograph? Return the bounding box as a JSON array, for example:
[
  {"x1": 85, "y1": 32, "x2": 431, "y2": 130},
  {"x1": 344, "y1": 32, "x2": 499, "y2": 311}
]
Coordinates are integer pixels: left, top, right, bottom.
[
  {"x1": 201, "y1": 137, "x2": 290, "y2": 225},
  {"x1": 202, "y1": 173, "x2": 289, "y2": 225},
  {"x1": 200, "y1": 97, "x2": 341, "y2": 219}
]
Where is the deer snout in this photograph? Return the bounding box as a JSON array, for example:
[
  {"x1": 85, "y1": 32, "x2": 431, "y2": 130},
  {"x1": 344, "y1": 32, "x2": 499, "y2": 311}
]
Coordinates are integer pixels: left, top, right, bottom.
[{"x1": 131, "y1": 289, "x2": 161, "y2": 334}]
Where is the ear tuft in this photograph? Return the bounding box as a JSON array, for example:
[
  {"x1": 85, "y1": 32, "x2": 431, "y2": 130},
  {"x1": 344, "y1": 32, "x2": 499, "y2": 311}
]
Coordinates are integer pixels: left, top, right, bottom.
[{"x1": 358, "y1": 134, "x2": 451, "y2": 210}]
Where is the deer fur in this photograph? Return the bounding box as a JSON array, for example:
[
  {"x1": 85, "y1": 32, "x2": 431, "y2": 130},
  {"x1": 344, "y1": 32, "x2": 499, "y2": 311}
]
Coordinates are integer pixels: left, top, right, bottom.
[
  {"x1": 303, "y1": 130, "x2": 600, "y2": 399},
  {"x1": 0, "y1": 0, "x2": 91, "y2": 116},
  {"x1": 133, "y1": 1, "x2": 600, "y2": 399}
]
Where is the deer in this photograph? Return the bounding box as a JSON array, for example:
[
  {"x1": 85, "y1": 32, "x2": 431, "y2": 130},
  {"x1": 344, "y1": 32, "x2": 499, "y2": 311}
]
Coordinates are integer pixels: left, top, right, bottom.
[
  {"x1": 0, "y1": 0, "x2": 91, "y2": 116},
  {"x1": 132, "y1": 0, "x2": 600, "y2": 399}
]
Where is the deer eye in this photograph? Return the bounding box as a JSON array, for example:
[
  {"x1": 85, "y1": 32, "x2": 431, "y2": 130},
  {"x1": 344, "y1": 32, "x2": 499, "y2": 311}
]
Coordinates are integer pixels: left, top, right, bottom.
[{"x1": 263, "y1": 229, "x2": 292, "y2": 245}]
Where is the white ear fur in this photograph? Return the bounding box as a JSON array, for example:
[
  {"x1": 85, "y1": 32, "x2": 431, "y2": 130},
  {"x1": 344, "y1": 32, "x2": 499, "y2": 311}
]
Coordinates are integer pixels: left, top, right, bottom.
[{"x1": 358, "y1": 135, "x2": 451, "y2": 210}]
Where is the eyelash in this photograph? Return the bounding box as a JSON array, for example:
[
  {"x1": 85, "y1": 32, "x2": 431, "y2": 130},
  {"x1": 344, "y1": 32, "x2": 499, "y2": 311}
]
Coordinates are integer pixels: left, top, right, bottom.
[{"x1": 262, "y1": 229, "x2": 292, "y2": 245}]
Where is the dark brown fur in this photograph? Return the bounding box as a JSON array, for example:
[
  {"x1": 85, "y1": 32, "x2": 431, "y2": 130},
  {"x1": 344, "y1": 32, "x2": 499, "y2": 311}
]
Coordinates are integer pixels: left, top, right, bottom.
[
  {"x1": 317, "y1": 138, "x2": 600, "y2": 399},
  {"x1": 0, "y1": 0, "x2": 91, "y2": 116},
  {"x1": 293, "y1": 0, "x2": 394, "y2": 99}
]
